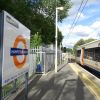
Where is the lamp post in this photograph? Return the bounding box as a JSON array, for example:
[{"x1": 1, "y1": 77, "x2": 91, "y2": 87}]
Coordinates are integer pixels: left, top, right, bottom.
[
  {"x1": 60, "y1": 42, "x2": 62, "y2": 64},
  {"x1": 55, "y1": 7, "x2": 64, "y2": 73}
]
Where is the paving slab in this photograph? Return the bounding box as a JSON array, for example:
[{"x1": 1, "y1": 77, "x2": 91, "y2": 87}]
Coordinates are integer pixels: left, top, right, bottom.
[
  {"x1": 7, "y1": 62, "x2": 96, "y2": 100},
  {"x1": 27, "y1": 63, "x2": 95, "y2": 100}
]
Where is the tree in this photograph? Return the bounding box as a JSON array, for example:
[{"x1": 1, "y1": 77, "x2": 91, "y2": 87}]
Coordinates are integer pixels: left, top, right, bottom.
[
  {"x1": 27, "y1": 0, "x2": 71, "y2": 45},
  {"x1": 57, "y1": 0, "x2": 72, "y2": 22},
  {"x1": 84, "y1": 38, "x2": 95, "y2": 43},
  {"x1": 66, "y1": 48, "x2": 73, "y2": 53},
  {"x1": 0, "y1": 0, "x2": 72, "y2": 46},
  {"x1": 29, "y1": 0, "x2": 72, "y2": 21},
  {"x1": 58, "y1": 30, "x2": 63, "y2": 46},
  {"x1": 73, "y1": 38, "x2": 96, "y2": 55},
  {"x1": 74, "y1": 39, "x2": 85, "y2": 47},
  {"x1": 61, "y1": 47, "x2": 67, "y2": 53}
]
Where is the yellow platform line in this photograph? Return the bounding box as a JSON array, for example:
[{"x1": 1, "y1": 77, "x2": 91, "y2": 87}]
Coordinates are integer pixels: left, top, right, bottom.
[{"x1": 69, "y1": 63, "x2": 100, "y2": 100}]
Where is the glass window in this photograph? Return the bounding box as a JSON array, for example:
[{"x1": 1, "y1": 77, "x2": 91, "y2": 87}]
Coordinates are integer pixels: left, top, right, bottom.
[
  {"x1": 84, "y1": 48, "x2": 94, "y2": 60},
  {"x1": 94, "y1": 47, "x2": 100, "y2": 62},
  {"x1": 77, "y1": 50, "x2": 81, "y2": 57},
  {"x1": 84, "y1": 49, "x2": 88, "y2": 59},
  {"x1": 88, "y1": 48, "x2": 94, "y2": 60}
]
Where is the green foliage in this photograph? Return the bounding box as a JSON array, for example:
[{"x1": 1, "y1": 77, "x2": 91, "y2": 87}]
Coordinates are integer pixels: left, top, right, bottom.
[
  {"x1": 31, "y1": 32, "x2": 42, "y2": 48},
  {"x1": 73, "y1": 38, "x2": 96, "y2": 55},
  {"x1": 74, "y1": 39, "x2": 85, "y2": 48},
  {"x1": 62, "y1": 47, "x2": 73, "y2": 53},
  {"x1": 66, "y1": 48, "x2": 73, "y2": 53},
  {"x1": 0, "y1": 0, "x2": 72, "y2": 46},
  {"x1": 84, "y1": 38, "x2": 95, "y2": 43},
  {"x1": 58, "y1": 30, "x2": 63, "y2": 45},
  {"x1": 31, "y1": 0, "x2": 72, "y2": 22},
  {"x1": 61, "y1": 47, "x2": 67, "y2": 53},
  {"x1": 57, "y1": 0, "x2": 72, "y2": 22}
]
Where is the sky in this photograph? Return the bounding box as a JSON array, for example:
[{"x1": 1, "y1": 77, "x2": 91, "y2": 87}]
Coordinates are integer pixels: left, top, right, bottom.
[{"x1": 58, "y1": 0, "x2": 100, "y2": 48}]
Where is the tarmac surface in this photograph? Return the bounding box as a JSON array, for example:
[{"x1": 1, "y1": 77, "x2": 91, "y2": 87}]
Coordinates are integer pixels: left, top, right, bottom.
[{"x1": 13, "y1": 63, "x2": 95, "y2": 100}]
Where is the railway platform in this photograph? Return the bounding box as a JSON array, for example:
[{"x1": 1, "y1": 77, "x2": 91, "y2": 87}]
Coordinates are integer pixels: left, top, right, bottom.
[{"x1": 7, "y1": 63, "x2": 99, "y2": 100}]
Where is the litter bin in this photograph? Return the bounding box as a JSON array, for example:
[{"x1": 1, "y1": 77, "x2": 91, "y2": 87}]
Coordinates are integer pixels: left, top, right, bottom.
[{"x1": 36, "y1": 62, "x2": 42, "y2": 73}]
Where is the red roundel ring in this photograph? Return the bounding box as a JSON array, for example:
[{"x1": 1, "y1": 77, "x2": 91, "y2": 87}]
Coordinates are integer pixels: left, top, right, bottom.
[{"x1": 13, "y1": 35, "x2": 27, "y2": 68}]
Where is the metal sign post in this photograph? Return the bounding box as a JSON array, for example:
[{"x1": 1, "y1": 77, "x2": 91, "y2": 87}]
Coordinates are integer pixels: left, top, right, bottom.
[
  {"x1": 13, "y1": 79, "x2": 17, "y2": 92},
  {"x1": 0, "y1": 11, "x2": 4, "y2": 100},
  {"x1": 25, "y1": 72, "x2": 28, "y2": 100},
  {"x1": 0, "y1": 87, "x2": 3, "y2": 100}
]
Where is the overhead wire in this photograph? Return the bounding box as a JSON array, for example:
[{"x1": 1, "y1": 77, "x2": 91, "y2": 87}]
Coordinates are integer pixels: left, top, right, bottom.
[
  {"x1": 65, "y1": 0, "x2": 85, "y2": 40},
  {"x1": 69, "y1": 0, "x2": 85, "y2": 32},
  {"x1": 72, "y1": 0, "x2": 89, "y2": 31},
  {"x1": 66, "y1": 0, "x2": 89, "y2": 40}
]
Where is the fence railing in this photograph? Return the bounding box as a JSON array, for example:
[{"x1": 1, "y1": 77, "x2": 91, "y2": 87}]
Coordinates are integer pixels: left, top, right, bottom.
[
  {"x1": 29, "y1": 46, "x2": 62, "y2": 75},
  {"x1": 3, "y1": 46, "x2": 63, "y2": 99}
]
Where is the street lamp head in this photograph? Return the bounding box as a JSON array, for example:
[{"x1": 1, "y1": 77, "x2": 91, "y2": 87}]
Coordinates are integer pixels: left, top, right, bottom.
[{"x1": 56, "y1": 7, "x2": 64, "y2": 10}]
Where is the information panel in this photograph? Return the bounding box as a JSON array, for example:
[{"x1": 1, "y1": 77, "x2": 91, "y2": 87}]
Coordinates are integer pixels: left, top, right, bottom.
[{"x1": 2, "y1": 11, "x2": 30, "y2": 86}]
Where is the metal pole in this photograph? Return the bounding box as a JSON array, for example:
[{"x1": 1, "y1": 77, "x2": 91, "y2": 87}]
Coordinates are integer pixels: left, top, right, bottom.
[
  {"x1": 13, "y1": 79, "x2": 17, "y2": 92},
  {"x1": 0, "y1": 11, "x2": 4, "y2": 100},
  {"x1": 44, "y1": 52, "x2": 46, "y2": 74},
  {"x1": 55, "y1": 8, "x2": 58, "y2": 73},
  {"x1": 0, "y1": 87, "x2": 2, "y2": 100},
  {"x1": 25, "y1": 72, "x2": 28, "y2": 100},
  {"x1": 60, "y1": 42, "x2": 61, "y2": 64},
  {"x1": 67, "y1": 52, "x2": 68, "y2": 63}
]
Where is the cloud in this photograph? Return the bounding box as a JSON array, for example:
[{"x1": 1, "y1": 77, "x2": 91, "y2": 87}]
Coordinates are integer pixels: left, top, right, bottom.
[
  {"x1": 73, "y1": 25, "x2": 94, "y2": 36},
  {"x1": 88, "y1": 21, "x2": 100, "y2": 38},
  {"x1": 67, "y1": 0, "x2": 100, "y2": 22},
  {"x1": 58, "y1": 24, "x2": 71, "y2": 36},
  {"x1": 67, "y1": 12, "x2": 88, "y2": 21},
  {"x1": 58, "y1": 0, "x2": 100, "y2": 48},
  {"x1": 62, "y1": 39, "x2": 75, "y2": 48},
  {"x1": 59, "y1": 21, "x2": 100, "y2": 48},
  {"x1": 71, "y1": 0, "x2": 100, "y2": 6},
  {"x1": 71, "y1": 0, "x2": 82, "y2": 6},
  {"x1": 87, "y1": 0, "x2": 100, "y2": 5},
  {"x1": 77, "y1": 12, "x2": 87, "y2": 20},
  {"x1": 58, "y1": 24, "x2": 94, "y2": 38},
  {"x1": 76, "y1": 32, "x2": 89, "y2": 37},
  {"x1": 91, "y1": 21, "x2": 100, "y2": 29}
]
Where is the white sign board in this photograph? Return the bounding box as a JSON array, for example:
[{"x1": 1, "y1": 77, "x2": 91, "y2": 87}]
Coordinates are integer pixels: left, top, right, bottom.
[{"x1": 2, "y1": 11, "x2": 30, "y2": 86}]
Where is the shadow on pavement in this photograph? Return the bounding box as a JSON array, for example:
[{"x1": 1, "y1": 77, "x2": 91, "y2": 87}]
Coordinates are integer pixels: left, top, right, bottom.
[
  {"x1": 14, "y1": 65, "x2": 95, "y2": 100},
  {"x1": 28, "y1": 76, "x2": 84, "y2": 100},
  {"x1": 55, "y1": 79, "x2": 76, "y2": 100},
  {"x1": 28, "y1": 70, "x2": 77, "y2": 100},
  {"x1": 29, "y1": 76, "x2": 55, "y2": 100},
  {"x1": 58, "y1": 63, "x2": 68, "y2": 72},
  {"x1": 14, "y1": 75, "x2": 42, "y2": 100},
  {"x1": 75, "y1": 76, "x2": 84, "y2": 100}
]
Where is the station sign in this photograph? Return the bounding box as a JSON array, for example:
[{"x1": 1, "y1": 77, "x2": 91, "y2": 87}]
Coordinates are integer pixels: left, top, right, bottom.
[{"x1": 1, "y1": 11, "x2": 30, "y2": 86}]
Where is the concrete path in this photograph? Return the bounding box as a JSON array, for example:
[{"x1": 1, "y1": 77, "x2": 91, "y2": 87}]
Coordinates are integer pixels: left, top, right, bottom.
[{"x1": 14, "y1": 63, "x2": 95, "y2": 100}]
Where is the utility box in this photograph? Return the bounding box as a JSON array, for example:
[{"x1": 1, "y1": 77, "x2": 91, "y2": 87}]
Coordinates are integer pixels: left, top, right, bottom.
[{"x1": 0, "y1": 11, "x2": 30, "y2": 87}]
